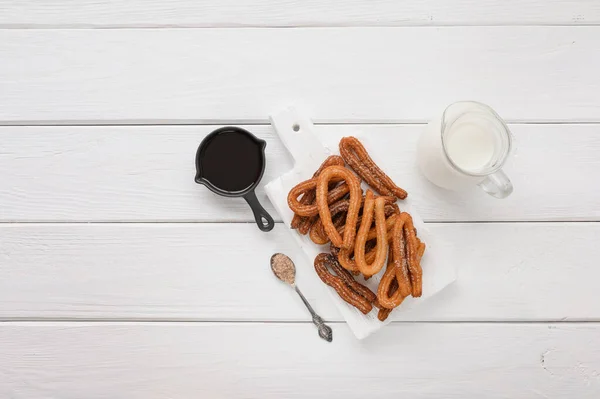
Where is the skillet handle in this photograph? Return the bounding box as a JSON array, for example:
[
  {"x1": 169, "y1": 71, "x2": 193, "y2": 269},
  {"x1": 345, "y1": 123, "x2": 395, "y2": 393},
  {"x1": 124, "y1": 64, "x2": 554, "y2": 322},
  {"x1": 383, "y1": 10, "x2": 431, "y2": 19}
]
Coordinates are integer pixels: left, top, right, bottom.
[{"x1": 243, "y1": 190, "x2": 275, "y2": 232}]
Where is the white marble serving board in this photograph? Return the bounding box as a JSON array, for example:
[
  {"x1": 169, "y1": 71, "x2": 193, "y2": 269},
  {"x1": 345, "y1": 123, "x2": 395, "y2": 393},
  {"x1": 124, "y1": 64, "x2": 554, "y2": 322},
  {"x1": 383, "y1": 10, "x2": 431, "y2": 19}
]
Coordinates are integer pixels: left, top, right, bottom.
[{"x1": 265, "y1": 107, "x2": 457, "y2": 339}]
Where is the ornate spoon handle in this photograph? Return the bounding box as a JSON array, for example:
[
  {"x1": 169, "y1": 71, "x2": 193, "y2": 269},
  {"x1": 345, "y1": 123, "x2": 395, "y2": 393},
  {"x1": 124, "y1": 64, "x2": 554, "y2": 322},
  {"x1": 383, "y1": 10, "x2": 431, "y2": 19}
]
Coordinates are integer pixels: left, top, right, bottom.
[{"x1": 294, "y1": 285, "x2": 333, "y2": 342}]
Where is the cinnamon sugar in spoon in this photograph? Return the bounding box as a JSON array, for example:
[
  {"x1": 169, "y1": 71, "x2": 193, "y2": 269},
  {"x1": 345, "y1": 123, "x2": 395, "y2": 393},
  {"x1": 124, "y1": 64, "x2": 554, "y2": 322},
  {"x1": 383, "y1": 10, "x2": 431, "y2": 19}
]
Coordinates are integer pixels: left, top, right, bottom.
[{"x1": 270, "y1": 253, "x2": 333, "y2": 342}]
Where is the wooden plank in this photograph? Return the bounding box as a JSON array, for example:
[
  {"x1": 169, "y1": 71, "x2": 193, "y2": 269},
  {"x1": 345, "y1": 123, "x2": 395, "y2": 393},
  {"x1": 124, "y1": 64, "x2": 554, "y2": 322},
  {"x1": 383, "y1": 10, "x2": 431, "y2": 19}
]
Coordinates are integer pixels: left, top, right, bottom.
[
  {"x1": 0, "y1": 124, "x2": 598, "y2": 222},
  {"x1": 0, "y1": 222, "x2": 597, "y2": 321},
  {"x1": 1, "y1": 1, "x2": 599, "y2": 27},
  {"x1": 1, "y1": 28, "x2": 599, "y2": 123},
  {"x1": 1, "y1": 322, "x2": 599, "y2": 398}
]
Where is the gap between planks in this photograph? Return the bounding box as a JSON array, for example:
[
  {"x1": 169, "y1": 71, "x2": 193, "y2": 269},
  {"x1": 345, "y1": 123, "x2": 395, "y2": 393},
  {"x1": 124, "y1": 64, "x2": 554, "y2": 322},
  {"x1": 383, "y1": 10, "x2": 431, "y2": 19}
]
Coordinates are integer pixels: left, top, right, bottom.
[
  {"x1": 2, "y1": 120, "x2": 600, "y2": 127},
  {"x1": 1, "y1": 23, "x2": 600, "y2": 29},
  {"x1": 0, "y1": 320, "x2": 598, "y2": 325},
  {"x1": 0, "y1": 221, "x2": 599, "y2": 224}
]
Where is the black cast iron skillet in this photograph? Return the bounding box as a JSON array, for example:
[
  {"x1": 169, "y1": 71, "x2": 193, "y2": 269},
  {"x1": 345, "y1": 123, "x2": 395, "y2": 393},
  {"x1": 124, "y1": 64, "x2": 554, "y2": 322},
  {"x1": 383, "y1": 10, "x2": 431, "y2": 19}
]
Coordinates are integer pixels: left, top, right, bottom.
[{"x1": 195, "y1": 126, "x2": 275, "y2": 232}]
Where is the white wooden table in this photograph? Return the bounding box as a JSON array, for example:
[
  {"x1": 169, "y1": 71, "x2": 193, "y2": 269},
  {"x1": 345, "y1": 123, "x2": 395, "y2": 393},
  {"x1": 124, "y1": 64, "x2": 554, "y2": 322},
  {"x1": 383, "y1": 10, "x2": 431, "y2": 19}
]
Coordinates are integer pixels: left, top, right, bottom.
[{"x1": 1, "y1": 1, "x2": 600, "y2": 397}]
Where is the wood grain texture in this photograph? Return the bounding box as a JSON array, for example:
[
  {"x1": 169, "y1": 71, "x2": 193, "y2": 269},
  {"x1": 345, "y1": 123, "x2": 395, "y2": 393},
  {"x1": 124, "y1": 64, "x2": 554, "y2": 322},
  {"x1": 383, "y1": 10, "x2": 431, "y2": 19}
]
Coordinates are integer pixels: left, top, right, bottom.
[
  {"x1": 0, "y1": 222, "x2": 597, "y2": 321},
  {"x1": 1, "y1": 0, "x2": 599, "y2": 27},
  {"x1": 1, "y1": 124, "x2": 598, "y2": 222},
  {"x1": 1, "y1": 2, "x2": 598, "y2": 394},
  {"x1": 1, "y1": 322, "x2": 599, "y2": 398},
  {"x1": 1, "y1": 28, "x2": 599, "y2": 123}
]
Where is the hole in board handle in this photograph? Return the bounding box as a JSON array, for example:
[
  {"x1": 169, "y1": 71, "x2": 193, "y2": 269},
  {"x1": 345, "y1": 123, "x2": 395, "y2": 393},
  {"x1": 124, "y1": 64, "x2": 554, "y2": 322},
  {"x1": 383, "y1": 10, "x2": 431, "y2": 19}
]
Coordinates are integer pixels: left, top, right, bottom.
[{"x1": 292, "y1": 124, "x2": 300, "y2": 132}]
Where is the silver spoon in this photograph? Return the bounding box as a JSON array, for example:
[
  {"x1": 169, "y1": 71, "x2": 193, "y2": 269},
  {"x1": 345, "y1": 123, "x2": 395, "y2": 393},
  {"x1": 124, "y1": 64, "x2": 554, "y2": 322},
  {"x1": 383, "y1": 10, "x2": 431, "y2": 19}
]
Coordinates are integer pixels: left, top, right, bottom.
[{"x1": 270, "y1": 253, "x2": 333, "y2": 342}]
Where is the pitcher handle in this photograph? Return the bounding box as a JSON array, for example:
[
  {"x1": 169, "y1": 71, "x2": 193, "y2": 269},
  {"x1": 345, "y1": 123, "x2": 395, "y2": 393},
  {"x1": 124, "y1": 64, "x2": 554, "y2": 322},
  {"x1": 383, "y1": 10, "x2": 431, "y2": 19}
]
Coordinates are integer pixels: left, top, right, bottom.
[{"x1": 478, "y1": 170, "x2": 513, "y2": 199}]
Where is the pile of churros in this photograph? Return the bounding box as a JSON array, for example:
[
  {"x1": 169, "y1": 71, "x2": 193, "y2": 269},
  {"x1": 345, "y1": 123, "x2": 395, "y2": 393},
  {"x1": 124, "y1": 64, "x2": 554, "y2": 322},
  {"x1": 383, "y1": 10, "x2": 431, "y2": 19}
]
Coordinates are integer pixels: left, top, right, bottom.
[{"x1": 287, "y1": 137, "x2": 425, "y2": 321}]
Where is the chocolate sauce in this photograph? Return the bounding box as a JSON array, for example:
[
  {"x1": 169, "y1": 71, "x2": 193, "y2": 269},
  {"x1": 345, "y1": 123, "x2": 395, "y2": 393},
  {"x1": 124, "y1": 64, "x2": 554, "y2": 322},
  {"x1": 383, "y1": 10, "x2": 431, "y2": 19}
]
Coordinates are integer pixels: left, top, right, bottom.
[
  {"x1": 195, "y1": 126, "x2": 274, "y2": 232},
  {"x1": 198, "y1": 129, "x2": 263, "y2": 192}
]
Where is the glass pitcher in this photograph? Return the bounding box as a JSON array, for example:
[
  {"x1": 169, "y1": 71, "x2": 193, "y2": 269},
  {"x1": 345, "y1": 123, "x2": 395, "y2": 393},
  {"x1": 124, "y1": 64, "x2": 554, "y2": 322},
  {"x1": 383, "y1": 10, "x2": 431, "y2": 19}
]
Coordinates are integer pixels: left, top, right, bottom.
[{"x1": 417, "y1": 101, "x2": 513, "y2": 199}]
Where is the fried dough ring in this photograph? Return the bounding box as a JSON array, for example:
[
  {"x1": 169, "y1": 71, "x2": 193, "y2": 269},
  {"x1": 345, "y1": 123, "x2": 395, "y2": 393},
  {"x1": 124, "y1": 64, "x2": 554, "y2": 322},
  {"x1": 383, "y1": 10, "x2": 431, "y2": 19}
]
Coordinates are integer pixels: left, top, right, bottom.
[
  {"x1": 337, "y1": 229, "x2": 386, "y2": 272},
  {"x1": 335, "y1": 212, "x2": 397, "y2": 272},
  {"x1": 377, "y1": 215, "x2": 411, "y2": 309},
  {"x1": 336, "y1": 238, "x2": 380, "y2": 272},
  {"x1": 309, "y1": 212, "x2": 345, "y2": 245},
  {"x1": 418, "y1": 242, "x2": 426, "y2": 258},
  {"x1": 339, "y1": 136, "x2": 408, "y2": 199},
  {"x1": 337, "y1": 247, "x2": 359, "y2": 272},
  {"x1": 316, "y1": 166, "x2": 362, "y2": 249},
  {"x1": 377, "y1": 277, "x2": 398, "y2": 321},
  {"x1": 291, "y1": 155, "x2": 345, "y2": 233},
  {"x1": 377, "y1": 250, "x2": 425, "y2": 322},
  {"x1": 403, "y1": 214, "x2": 423, "y2": 297},
  {"x1": 378, "y1": 307, "x2": 392, "y2": 322},
  {"x1": 297, "y1": 216, "x2": 317, "y2": 235},
  {"x1": 327, "y1": 255, "x2": 378, "y2": 305},
  {"x1": 354, "y1": 191, "x2": 388, "y2": 277},
  {"x1": 377, "y1": 254, "x2": 406, "y2": 312},
  {"x1": 377, "y1": 257, "x2": 405, "y2": 310},
  {"x1": 392, "y1": 213, "x2": 413, "y2": 298},
  {"x1": 310, "y1": 197, "x2": 396, "y2": 245},
  {"x1": 314, "y1": 253, "x2": 373, "y2": 314},
  {"x1": 288, "y1": 178, "x2": 350, "y2": 217},
  {"x1": 366, "y1": 213, "x2": 398, "y2": 241},
  {"x1": 337, "y1": 201, "x2": 398, "y2": 238},
  {"x1": 308, "y1": 198, "x2": 352, "y2": 245},
  {"x1": 377, "y1": 223, "x2": 426, "y2": 318}
]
